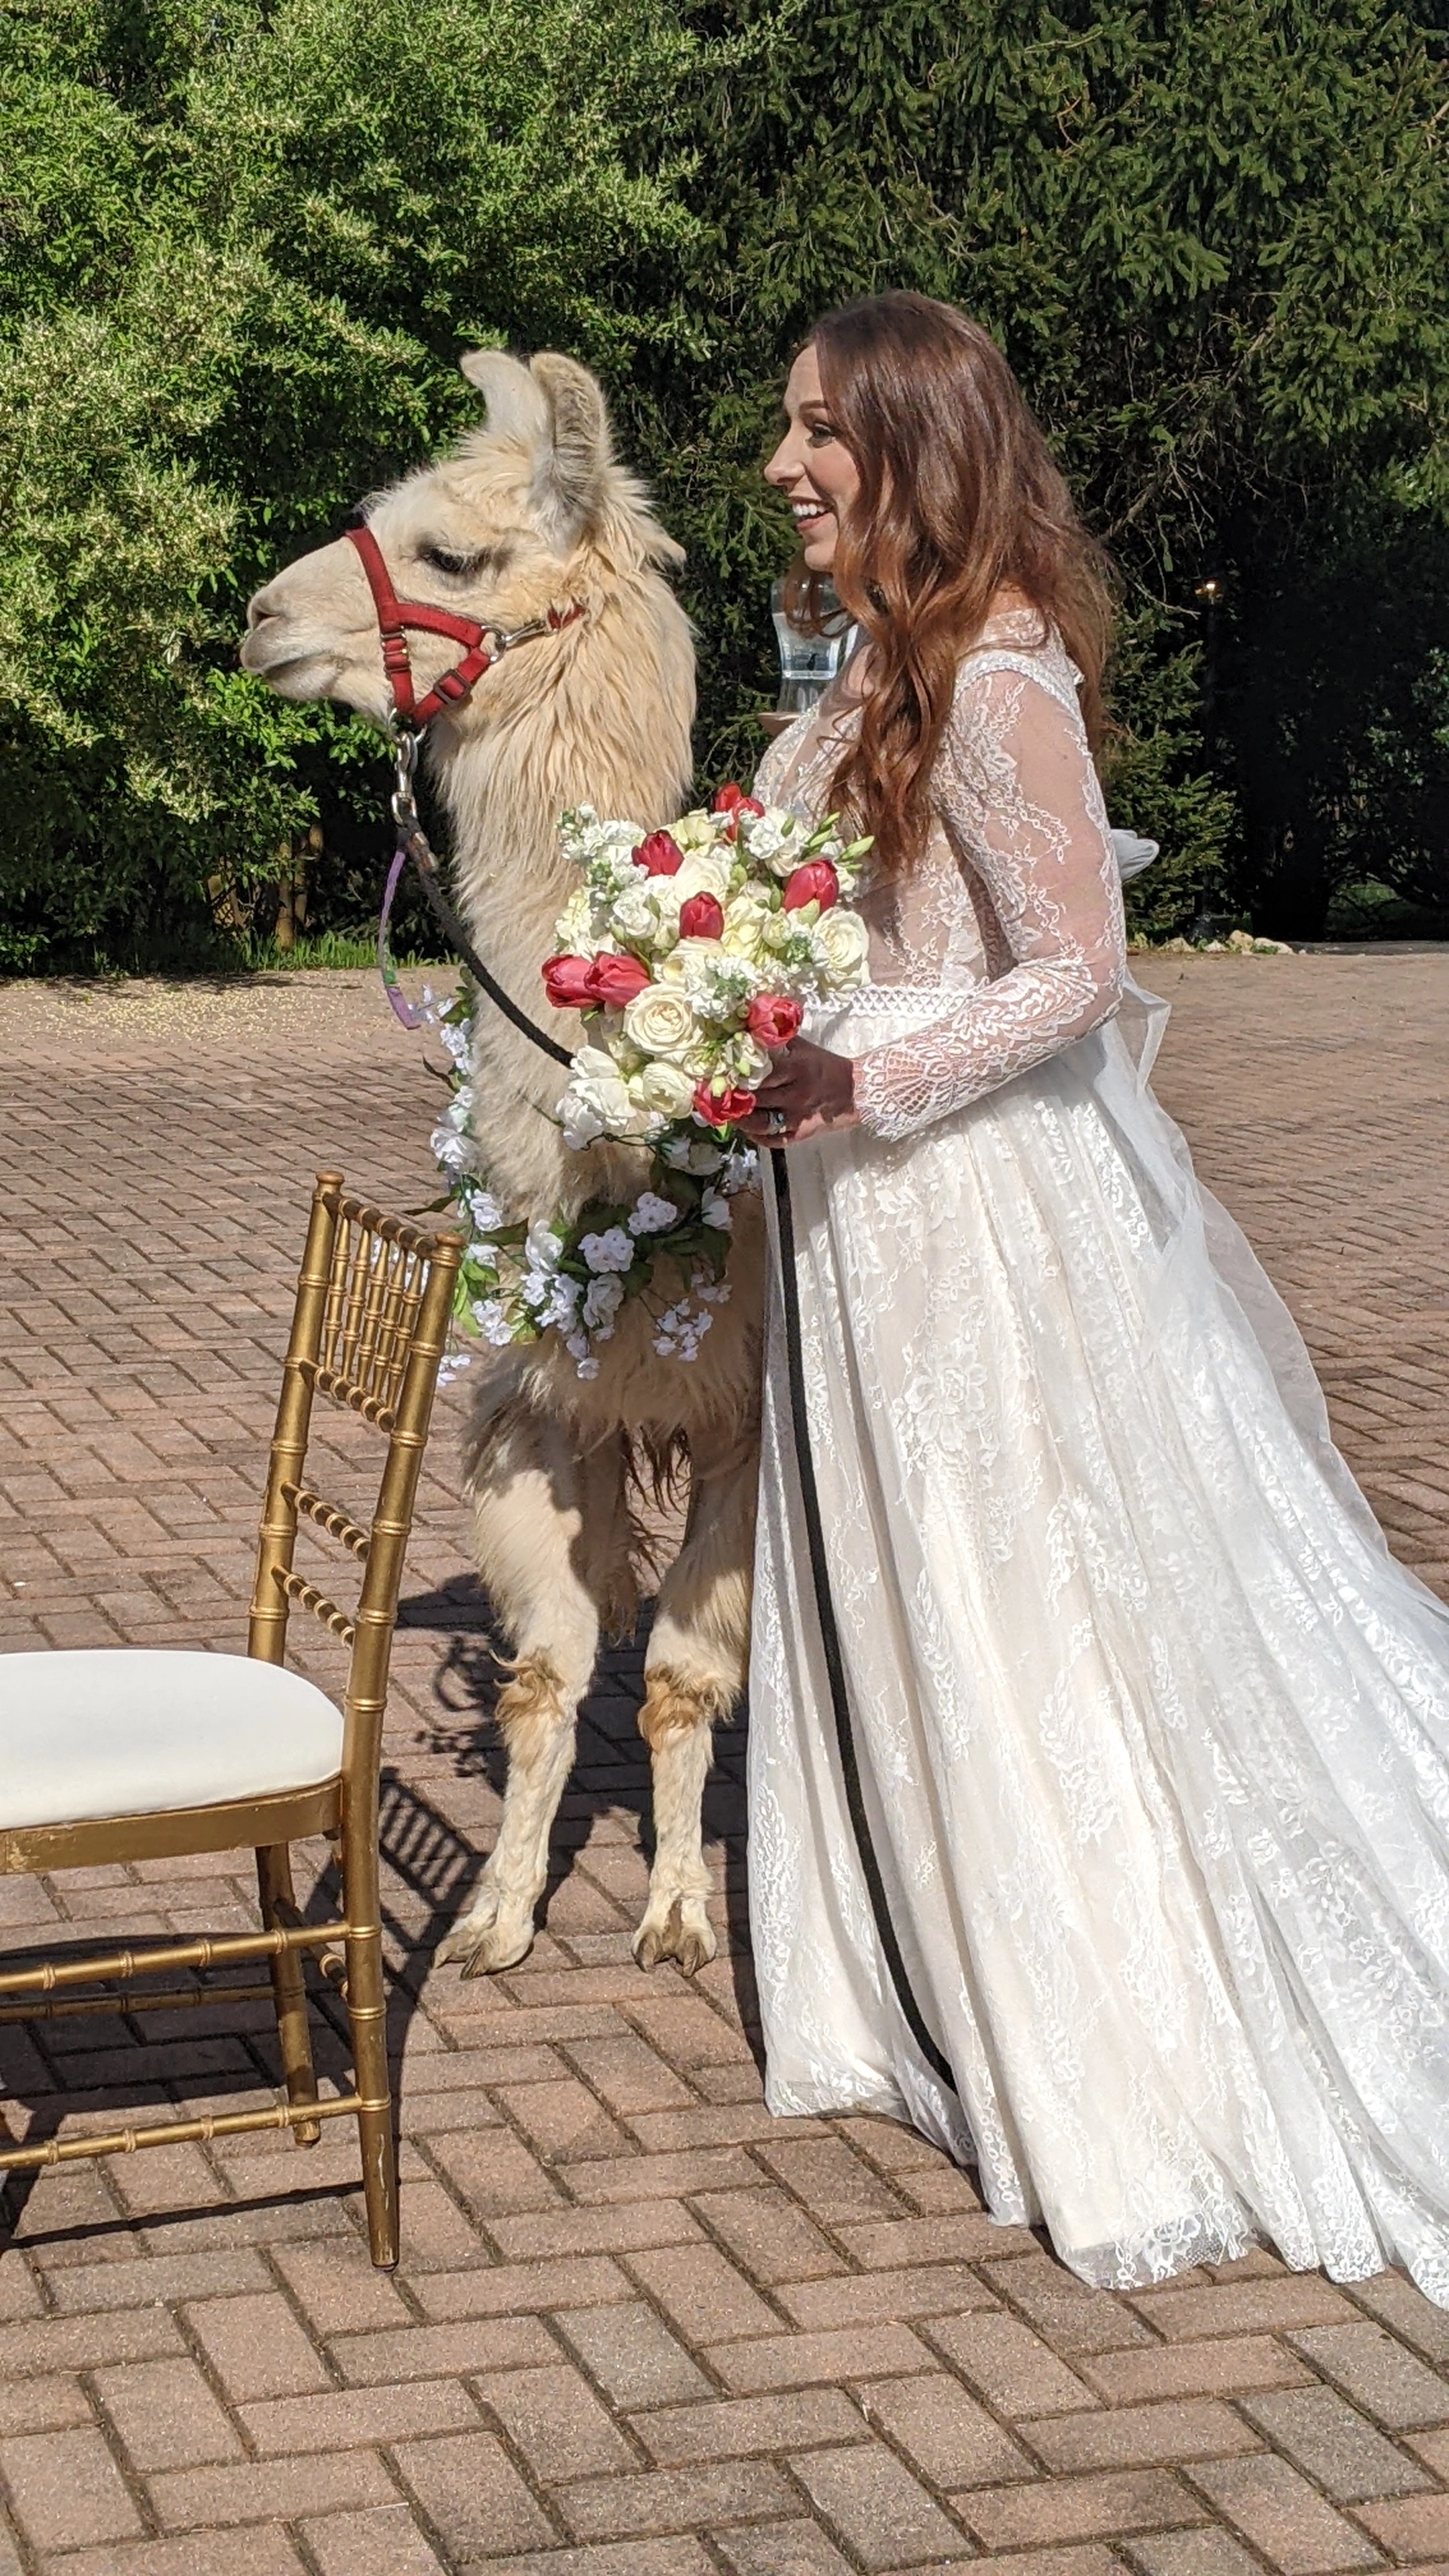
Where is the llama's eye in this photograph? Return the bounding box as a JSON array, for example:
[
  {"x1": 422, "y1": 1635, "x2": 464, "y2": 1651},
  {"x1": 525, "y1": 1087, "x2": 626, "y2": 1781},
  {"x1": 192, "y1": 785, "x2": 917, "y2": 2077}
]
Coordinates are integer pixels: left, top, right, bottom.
[{"x1": 420, "y1": 545, "x2": 490, "y2": 580}]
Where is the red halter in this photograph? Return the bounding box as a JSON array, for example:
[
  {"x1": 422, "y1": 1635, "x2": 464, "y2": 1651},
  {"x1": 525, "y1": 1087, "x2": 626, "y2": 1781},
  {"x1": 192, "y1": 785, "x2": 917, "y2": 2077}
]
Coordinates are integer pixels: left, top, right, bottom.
[{"x1": 345, "y1": 521, "x2": 583, "y2": 729}]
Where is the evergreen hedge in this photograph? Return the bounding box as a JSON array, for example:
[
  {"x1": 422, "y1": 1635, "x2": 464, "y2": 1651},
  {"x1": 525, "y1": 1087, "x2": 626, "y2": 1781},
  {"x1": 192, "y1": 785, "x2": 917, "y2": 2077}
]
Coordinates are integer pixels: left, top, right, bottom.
[{"x1": 2, "y1": 0, "x2": 1446, "y2": 965}]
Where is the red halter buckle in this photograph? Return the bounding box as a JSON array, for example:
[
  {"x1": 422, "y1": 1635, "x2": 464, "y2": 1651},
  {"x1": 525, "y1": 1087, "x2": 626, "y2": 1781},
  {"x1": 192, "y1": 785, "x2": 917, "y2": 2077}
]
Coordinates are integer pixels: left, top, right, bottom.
[{"x1": 346, "y1": 520, "x2": 583, "y2": 730}]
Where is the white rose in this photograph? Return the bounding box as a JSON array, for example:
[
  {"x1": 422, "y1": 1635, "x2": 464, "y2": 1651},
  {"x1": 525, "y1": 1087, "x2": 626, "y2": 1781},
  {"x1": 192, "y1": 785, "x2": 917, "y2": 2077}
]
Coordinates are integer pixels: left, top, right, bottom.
[
  {"x1": 623, "y1": 985, "x2": 699, "y2": 1061},
  {"x1": 524, "y1": 1219, "x2": 563, "y2": 1275},
  {"x1": 574, "y1": 1042, "x2": 621, "y2": 1083},
  {"x1": 812, "y1": 906, "x2": 870, "y2": 986},
  {"x1": 635, "y1": 1060, "x2": 696, "y2": 1118},
  {"x1": 722, "y1": 891, "x2": 771, "y2": 963},
  {"x1": 563, "y1": 1044, "x2": 654, "y2": 1145},
  {"x1": 673, "y1": 808, "x2": 717, "y2": 852},
  {"x1": 672, "y1": 851, "x2": 732, "y2": 904},
  {"x1": 431, "y1": 1120, "x2": 469, "y2": 1172},
  {"x1": 582, "y1": 1272, "x2": 627, "y2": 1328},
  {"x1": 700, "y1": 1187, "x2": 733, "y2": 1231},
  {"x1": 560, "y1": 1089, "x2": 606, "y2": 1150}
]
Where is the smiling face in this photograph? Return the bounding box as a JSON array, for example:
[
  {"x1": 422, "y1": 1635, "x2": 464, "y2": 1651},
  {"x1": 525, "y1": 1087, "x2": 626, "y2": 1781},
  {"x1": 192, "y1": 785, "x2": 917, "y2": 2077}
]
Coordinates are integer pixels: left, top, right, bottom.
[{"x1": 763, "y1": 343, "x2": 861, "y2": 572}]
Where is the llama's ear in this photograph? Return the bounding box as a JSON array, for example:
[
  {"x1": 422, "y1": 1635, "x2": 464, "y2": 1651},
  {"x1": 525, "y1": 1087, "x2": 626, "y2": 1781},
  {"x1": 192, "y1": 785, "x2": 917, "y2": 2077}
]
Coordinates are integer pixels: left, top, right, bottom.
[
  {"x1": 528, "y1": 353, "x2": 612, "y2": 549},
  {"x1": 460, "y1": 348, "x2": 549, "y2": 442}
]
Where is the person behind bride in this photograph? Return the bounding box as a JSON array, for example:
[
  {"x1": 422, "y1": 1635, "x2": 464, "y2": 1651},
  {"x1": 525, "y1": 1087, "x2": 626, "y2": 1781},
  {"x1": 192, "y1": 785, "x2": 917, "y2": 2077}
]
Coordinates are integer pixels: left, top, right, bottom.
[{"x1": 742, "y1": 288, "x2": 1449, "y2": 2302}]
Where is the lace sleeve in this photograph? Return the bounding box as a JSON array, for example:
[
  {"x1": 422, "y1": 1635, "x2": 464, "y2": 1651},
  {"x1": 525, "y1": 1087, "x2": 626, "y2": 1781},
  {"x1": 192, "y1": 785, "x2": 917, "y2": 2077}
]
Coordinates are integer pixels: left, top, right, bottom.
[{"x1": 852, "y1": 660, "x2": 1126, "y2": 1141}]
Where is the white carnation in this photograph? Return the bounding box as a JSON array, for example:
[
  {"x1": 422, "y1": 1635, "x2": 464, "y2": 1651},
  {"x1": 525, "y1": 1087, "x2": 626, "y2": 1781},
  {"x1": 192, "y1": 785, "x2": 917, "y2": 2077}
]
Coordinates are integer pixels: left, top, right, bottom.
[
  {"x1": 608, "y1": 879, "x2": 661, "y2": 944},
  {"x1": 742, "y1": 809, "x2": 807, "y2": 873},
  {"x1": 554, "y1": 885, "x2": 594, "y2": 951},
  {"x1": 732, "y1": 1033, "x2": 772, "y2": 1088}
]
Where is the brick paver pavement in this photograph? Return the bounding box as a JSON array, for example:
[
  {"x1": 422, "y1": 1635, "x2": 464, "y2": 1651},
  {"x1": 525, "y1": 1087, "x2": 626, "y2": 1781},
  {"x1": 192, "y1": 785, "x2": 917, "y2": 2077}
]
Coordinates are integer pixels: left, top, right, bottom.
[{"x1": 1, "y1": 955, "x2": 1448, "y2": 2576}]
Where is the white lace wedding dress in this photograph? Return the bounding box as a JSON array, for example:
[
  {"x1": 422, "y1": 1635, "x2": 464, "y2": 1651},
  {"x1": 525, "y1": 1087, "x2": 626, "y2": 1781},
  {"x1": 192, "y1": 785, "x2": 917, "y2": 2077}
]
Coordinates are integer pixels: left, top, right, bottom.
[{"x1": 749, "y1": 609, "x2": 1449, "y2": 2299}]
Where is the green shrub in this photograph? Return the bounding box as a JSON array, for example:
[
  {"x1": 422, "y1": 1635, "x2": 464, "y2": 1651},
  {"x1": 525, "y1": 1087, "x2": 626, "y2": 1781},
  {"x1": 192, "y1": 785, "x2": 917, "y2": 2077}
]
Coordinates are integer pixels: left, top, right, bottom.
[{"x1": 1, "y1": 0, "x2": 1446, "y2": 963}]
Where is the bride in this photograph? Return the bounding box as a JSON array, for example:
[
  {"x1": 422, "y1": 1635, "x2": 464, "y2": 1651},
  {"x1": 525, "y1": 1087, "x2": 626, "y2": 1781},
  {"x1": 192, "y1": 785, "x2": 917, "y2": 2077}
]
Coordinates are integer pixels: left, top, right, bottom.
[{"x1": 743, "y1": 288, "x2": 1449, "y2": 2300}]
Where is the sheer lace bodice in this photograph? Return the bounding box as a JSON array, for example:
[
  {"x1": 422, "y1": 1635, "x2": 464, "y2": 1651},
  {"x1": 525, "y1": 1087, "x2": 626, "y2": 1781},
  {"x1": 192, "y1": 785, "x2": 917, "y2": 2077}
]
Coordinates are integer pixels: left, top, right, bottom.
[{"x1": 755, "y1": 610, "x2": 1126, "y2": 1140}]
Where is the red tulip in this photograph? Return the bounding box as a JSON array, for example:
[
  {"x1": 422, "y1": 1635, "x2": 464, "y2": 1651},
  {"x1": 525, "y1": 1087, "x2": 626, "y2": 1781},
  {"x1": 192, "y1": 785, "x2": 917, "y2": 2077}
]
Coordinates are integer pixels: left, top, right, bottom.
[
  {"x1": 634, "y1": 830, "x2": 683, "y2": 875},
  {"x1": 746, "y1": 994, "x2": 803, "y2": 1050},
  {"x1": 678, "y1": 892, "x2": 725, "y2": 941},
  {"x1": 782, "y1": 859, "x2": 839, "y2": 913},
  {"x1": 693, "y1": 1078, "x2": 757, "y2": 1129},
  {"x1": 711, "y1": 784, "x2": 765, "y2": 837},
  {"x1": 542, "y1": 954, "x2": 598, "y2": 1009},
  {"x1": 587, "y1": 952, "x2": 651, "y2": 1008}
]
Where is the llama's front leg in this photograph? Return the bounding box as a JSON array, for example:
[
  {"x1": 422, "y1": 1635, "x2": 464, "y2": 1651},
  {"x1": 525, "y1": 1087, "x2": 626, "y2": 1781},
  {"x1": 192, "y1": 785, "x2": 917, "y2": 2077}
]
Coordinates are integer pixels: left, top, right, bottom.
[
  {"x1": 438, "y1": 1413, "x2": 623, "y2": 1976},
  {"x1": 635, "y1": 1427, "x2": 757, "y2": 1973}
]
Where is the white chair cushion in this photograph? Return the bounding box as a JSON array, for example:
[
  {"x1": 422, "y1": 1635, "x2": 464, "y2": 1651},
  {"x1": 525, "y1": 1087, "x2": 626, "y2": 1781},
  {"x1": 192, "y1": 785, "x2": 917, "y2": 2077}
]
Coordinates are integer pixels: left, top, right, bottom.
[{"x1": 0, "y1": 1651, "x2": 344, "y2": 1831}]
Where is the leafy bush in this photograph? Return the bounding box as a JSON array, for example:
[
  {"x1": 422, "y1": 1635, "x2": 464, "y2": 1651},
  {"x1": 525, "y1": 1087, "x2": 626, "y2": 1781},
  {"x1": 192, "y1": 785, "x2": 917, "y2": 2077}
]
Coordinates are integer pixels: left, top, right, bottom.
[
  {"x1": 632, "y1": 0, "x2": 1449, "y2": 939},
  {"x1": 0, "y1": 0, "x2": 713, "y2": 967},
  {"x1": 1, "y1": 0, "x2": 1446, "y2": 963}
]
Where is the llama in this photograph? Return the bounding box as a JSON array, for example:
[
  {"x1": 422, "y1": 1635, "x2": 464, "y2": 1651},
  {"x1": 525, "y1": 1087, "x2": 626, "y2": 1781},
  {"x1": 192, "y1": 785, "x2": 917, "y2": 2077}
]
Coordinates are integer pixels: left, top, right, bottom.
[{"x1": 242, "y1": 351, "x2": 762, "y2": 1976}]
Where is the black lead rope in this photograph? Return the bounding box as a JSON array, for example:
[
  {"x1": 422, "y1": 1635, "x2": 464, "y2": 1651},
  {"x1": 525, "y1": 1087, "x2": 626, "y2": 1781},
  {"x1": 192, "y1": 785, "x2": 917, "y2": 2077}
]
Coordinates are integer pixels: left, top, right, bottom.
[
  {"x1": 404, "y1": 831, "x2": 574, "y2": 1069},
  {"x1": 400, "y1": 805, "x2": 957, "y2": 2102},
  {"x1": 768, "y1": 1148, "x2": 959, "y2": 2098}
]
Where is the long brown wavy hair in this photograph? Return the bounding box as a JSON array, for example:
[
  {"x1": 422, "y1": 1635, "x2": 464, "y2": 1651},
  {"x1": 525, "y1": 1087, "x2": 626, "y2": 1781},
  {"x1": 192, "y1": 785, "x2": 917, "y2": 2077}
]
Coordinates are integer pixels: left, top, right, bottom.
[{"x1": 784, "y1": 292, "x2": 1114, "y2": 877}]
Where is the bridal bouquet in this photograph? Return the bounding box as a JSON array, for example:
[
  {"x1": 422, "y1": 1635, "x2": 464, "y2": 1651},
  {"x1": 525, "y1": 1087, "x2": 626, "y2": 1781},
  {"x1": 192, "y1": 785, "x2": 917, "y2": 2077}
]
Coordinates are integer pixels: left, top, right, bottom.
[
  {"x1": 432, "y1": 785, "x2": 870, "y2": 1379},
  {"x1": 546, "y1": 785, "x2": 870, "y2": 1148}
]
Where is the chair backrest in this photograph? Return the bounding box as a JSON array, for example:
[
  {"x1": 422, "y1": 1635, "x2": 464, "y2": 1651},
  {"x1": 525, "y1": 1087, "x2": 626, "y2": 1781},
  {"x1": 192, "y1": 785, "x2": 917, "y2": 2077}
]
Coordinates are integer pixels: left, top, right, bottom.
[{"x1": 248, "y1": 1171, "x2": 463, "y2": 1789}]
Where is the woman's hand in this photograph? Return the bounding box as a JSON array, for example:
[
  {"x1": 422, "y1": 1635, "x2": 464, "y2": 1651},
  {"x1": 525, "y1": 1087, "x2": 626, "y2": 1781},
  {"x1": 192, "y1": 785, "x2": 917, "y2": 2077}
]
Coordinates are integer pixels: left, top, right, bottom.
[{"x1": 744, "y1": 1037, "x2": 859, "y2": 1147}]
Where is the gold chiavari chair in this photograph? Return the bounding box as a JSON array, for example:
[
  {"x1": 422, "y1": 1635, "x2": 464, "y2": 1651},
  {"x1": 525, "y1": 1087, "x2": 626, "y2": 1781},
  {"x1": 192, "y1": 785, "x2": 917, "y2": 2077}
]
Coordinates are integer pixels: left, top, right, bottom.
[{"x1": 0, "y1": 1172, "x2": 463, "y2": 2266}]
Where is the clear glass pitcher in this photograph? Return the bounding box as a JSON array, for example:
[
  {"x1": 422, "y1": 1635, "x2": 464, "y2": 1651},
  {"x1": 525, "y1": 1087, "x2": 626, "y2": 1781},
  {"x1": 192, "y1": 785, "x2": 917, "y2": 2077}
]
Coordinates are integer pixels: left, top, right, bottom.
[{"x1": 771, "y1": 579, "x2": 860, "y2": 717}]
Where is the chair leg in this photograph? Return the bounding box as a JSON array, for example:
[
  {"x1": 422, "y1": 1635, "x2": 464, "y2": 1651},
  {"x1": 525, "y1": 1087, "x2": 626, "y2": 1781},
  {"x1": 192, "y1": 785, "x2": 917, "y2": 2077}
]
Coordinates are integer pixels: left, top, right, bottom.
[
  {"x1": 256, "y1": 1844, "x2": 321, "y2": 2147},
  {"x1": 345, "y1": 1919, "x2": 398, "y2": 2267}
]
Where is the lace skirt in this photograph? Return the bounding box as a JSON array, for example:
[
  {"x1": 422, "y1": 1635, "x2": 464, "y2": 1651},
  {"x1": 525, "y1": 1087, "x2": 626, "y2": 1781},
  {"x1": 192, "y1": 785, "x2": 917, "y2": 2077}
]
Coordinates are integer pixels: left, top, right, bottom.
[{"x1": 748, "y1": 986, "x2": 1449, "y2": 2296}]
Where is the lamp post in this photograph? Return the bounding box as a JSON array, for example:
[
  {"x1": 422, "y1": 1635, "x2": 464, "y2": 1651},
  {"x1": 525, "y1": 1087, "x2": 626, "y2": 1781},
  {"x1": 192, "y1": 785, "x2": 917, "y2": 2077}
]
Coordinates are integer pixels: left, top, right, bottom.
[
  {"x1": 760, "y1": 579, "x2": 860, "y2": 739},
  {"x1": 1194, "y1": 574, "x2": 1224, "y2": 765},
  {"x1": 1191, "y1": 574, "x2": 1228, "y2": 944}
]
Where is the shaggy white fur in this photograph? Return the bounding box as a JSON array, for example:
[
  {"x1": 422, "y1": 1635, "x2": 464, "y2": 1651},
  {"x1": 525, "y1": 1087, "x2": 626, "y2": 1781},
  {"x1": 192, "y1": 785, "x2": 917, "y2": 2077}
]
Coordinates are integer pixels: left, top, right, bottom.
[{"x1": 242, "y1": 352, "x2": 762, "y2": 1974}]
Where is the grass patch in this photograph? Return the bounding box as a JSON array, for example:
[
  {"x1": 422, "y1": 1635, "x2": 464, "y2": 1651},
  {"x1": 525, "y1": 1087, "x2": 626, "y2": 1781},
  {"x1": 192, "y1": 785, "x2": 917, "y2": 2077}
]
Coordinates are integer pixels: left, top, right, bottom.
[{"x1": 241, "y1": 930, "x2": 449, "y2": 973}]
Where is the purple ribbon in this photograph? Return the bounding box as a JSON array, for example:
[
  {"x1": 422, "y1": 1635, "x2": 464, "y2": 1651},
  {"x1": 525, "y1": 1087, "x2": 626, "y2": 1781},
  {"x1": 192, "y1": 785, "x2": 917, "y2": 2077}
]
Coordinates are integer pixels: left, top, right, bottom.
[{"x1": 377, "y1": 845, "x2": 421, "y2": 1028}]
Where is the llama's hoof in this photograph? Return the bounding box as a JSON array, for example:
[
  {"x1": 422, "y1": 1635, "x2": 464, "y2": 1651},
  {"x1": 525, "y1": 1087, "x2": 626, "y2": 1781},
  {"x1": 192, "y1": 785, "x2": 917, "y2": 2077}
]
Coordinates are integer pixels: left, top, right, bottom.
[
  {"x1": 435, "y1": 1894, "x2": 535, "y2": 1976},
  {"x1": 632, "y1": 1894, "x2": 718, "y2": 1976}
]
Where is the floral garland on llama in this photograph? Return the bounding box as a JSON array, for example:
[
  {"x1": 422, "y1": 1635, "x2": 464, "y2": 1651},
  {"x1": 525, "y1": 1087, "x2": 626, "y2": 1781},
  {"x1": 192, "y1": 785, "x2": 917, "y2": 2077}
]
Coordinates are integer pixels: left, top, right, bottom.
[{"x1": 432, "y1": 785, "x2": 870, "y2": 1378}]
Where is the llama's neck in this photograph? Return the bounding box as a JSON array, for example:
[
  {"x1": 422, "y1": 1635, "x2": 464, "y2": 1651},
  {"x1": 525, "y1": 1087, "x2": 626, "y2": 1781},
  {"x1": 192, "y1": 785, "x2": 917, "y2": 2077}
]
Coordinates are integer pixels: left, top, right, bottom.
[
  {"x1": 434, "y1": 563, "x2": 694, "y2": 963},
  {"x1": 424, "y1": 564, "x2": 695, "y2": 1221}
]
